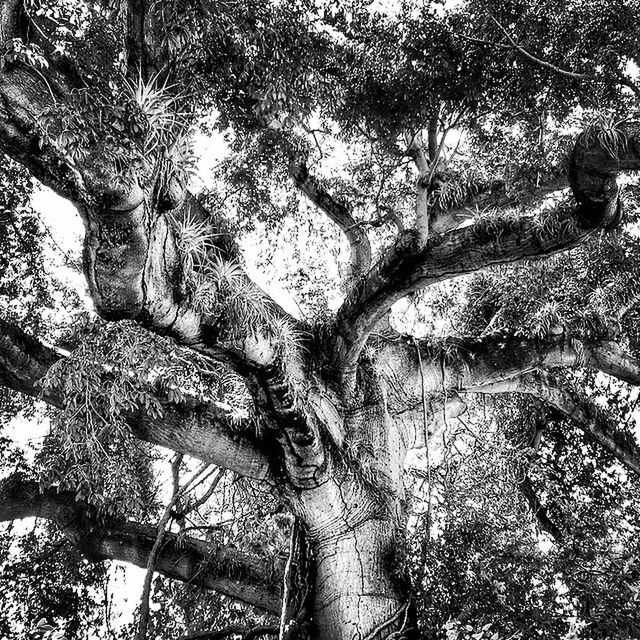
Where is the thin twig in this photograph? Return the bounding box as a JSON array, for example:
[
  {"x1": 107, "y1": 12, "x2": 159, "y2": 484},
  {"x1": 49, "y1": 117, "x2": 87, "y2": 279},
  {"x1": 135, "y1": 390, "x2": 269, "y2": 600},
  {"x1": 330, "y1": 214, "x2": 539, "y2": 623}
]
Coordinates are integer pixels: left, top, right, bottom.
[
  {"x1": 136, "y1": 453, "x2": 183, "y2": 640},
  {"x1": 487, "y1": 13, "x2": 591, "y2": 81}
]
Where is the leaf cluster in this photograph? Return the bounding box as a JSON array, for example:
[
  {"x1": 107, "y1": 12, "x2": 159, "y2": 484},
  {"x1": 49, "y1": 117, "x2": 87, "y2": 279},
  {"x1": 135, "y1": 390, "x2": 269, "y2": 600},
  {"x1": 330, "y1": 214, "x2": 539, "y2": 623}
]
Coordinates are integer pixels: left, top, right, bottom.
[{"x1": 39, "y1": 319, "x2": 249, "y2": 517}]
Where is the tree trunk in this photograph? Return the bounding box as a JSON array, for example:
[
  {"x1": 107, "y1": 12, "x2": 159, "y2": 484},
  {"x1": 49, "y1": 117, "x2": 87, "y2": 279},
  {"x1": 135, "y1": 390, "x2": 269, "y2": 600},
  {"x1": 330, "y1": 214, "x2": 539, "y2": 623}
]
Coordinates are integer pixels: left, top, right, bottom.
[
  {"x1": 310, "y1": 518, "x2": 410, "y2": 640},
  {"x1": 286, "y1": 399, "x2": 415, "y2": 640}
]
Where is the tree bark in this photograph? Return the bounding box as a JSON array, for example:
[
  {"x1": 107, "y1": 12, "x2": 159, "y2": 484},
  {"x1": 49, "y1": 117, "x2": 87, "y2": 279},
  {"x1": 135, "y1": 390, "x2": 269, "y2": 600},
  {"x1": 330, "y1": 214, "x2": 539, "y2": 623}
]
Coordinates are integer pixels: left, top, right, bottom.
[
  {"x1": 310, "y1": 518, "x2": 410, "y2": 640},
  {"x1": 278, "y1": 401, "x2": 416, "y2": 640}
]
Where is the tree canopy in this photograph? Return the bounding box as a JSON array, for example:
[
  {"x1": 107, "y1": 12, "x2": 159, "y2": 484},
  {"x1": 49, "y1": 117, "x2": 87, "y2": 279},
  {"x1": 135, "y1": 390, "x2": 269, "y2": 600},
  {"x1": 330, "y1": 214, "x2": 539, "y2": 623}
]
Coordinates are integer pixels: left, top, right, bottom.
[{"x1": 1, "y1": 1, "x2": 640, "y2": 639}]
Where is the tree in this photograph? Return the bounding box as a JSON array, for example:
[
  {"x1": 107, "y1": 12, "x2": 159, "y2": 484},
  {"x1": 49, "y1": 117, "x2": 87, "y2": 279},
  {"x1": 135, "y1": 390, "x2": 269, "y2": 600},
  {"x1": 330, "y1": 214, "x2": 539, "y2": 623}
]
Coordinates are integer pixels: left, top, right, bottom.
[{"x1": 1, "y1": 0, "x2": 640, "y2": 638}]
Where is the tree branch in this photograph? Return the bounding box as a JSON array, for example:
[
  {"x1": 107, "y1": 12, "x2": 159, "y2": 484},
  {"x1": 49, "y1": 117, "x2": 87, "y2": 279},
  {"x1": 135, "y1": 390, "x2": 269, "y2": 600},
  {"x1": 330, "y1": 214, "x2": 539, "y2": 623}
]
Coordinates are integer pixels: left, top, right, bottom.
[
  {"x1": 428, "y1": 174, "x2": 567, "y2": 235},
  {"x1": 289, "y1": 158, "x2": 371, "y2": 276},
  {"x1": 0, "y1": 0, "x2": 23, "y2": 43},
  {"x1": 457, "y1": 14, "x2": 640, "y2": 102},
  {"x1": 379, "y1": 330, "x2": 640, "y2": 415},
  {"x1": 121, "y1": 0, "x2": 148, "y2": 76},
  {"x1": 0, "y1": 317, "x2": 273, "y2": 482},
  {"x1": 518, "y1": 473, "x2": 564, "y2": 542},
  {"x1": 468, "y1": 372, "x2": 640, "y2": 476},
  {"x1": 137, "y1": 453, "x2": 183, "y2": 640},
  {"x1": 338, "y1": 218, "x2": 590, "y2": 370},
  {"x1": 0, "y1": 474, "x2": 284, "y2": 613},
  {"x1": 0, "y1": 20, "x2": 299, "y2": 390},
  {"x1": 405, "y1": 130, "x2": 431, "y2": 243},
  {"x1": 486, "y1": 13, "x2": 593, "y2": 82},
  {"x1": 336, "y1": 120, "x2": 639, "y2": 372}
]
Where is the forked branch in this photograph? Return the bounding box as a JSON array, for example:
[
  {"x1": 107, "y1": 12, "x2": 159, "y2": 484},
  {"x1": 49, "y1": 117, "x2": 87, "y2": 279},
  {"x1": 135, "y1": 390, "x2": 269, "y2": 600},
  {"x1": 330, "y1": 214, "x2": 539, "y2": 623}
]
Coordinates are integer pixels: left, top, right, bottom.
[
  {"x1": 380, "y1": 330, "x2": 640, "y2": 414},
  {"x1": 137, "y1": 453, "x2": 183, "y2": 640},
  {"x1": 336, "y1": 122, "x2": 639, "y2": 373}
]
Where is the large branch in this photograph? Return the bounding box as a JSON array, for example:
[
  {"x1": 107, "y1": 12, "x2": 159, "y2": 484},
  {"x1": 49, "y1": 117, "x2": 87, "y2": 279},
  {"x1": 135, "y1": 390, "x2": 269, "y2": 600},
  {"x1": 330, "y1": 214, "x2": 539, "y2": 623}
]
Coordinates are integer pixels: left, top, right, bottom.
[
  {"x1": 380, "y1": 330, "x2": 640, "y2": 415},
  {"x1": 0, "y1": 5, "x2": 298, "y2": 384},
  {"x1": 336, "y1": 122, "x2": 640, "y2": 372},
  {"x1": 0, "y1": 15, "x2": 319, "y2": 488},
  {"x1": 337, "y1": 216, "x2": 589, "y2": 367},
  {"x1": 430, "y1": 174, "x2": 568, "y2": 235},
  {"x1": 0, "y1": 475, "x2": 283, "y2": 613},
  {"x1": 0, "y1": 1, "x2": 130, "y2": 206},
  {"x1": 0, "y1": 317, "x2": 273, "y2": 482},
  {"x1": 469, "y1": 372, "x2": 640, "y2": 476},
  {"x1": 290, "y1": 158, "x2": 371, "y2": 276}
]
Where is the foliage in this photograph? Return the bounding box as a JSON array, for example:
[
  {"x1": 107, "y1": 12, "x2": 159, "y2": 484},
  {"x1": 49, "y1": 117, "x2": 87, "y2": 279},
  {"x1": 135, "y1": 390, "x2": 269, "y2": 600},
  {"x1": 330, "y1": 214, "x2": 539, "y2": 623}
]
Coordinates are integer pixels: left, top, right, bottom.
[
  {"x1": 0, "y1": 524, "x2": 106, "y2": 640},
  {"x1": 3, "y1": 0, "x2": 640, "y2": 638},
  {"x1": 410, "y1": 394, "x2": 640, "y2": 640},
  {"x1": 40, "y1": 319, "x2": 250, "y2": 517},
  {"x1": 0, "y1": 158, "x2": 54, "y2": 330}
]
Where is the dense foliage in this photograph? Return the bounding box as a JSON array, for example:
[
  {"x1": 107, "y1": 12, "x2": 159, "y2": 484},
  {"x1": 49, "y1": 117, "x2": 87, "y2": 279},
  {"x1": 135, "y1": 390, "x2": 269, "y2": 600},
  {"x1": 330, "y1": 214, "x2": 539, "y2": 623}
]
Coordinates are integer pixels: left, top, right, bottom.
[{"x1": 2, "y1": 0, "x2": 640, "y2": 639}]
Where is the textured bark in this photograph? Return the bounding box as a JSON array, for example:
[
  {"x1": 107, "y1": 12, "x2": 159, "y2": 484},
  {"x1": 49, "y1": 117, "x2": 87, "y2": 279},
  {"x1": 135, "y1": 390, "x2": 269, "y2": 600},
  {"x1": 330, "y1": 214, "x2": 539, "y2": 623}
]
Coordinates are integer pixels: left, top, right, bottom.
[
  {"x1": 335, "y1": 124, "x2": 636, "y2": 372},
  {"x1": 518, "y1": 474, "x2": 564, "y2": 542},
  {"x1": 336, "y1": 218, "x2": 591, "y2": 369},
  {"x1": 311, "y1": 519, "x2": 409, "y2": 640},
  {"x1": 279, "y1": 404, "x2": 415, "y2": 640},
  {"x1": 379, "y1": 332, "x2": 640, "y2": 414}
]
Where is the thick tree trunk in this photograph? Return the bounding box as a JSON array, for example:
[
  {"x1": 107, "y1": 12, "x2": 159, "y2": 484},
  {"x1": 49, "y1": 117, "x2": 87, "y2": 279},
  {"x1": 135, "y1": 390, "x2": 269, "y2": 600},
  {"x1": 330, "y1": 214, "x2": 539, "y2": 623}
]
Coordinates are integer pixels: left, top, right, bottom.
[
  {"x1": 285, "y1": 400, "x2": 415, "y2": 640},
  {"x1": 310, "y1": 518, "x2": 409, "y2": 640}
]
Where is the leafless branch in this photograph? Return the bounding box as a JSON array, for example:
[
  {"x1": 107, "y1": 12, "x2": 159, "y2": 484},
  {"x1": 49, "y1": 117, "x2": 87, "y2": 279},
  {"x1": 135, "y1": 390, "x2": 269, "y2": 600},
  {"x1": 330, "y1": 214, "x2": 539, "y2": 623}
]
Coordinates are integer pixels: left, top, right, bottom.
[
  {"x1": 453, "y1": 14, "x2": 640, "y2": 102},
  {"x1": 486, "y1": 13, "x2": 592, "y2": 82}
]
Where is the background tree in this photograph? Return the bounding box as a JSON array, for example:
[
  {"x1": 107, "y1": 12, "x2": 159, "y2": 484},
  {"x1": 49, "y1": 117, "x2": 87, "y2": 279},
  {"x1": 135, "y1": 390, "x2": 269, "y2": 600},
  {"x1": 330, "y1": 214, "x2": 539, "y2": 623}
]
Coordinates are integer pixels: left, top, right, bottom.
[{"x1": 1, "y1": 0, "x2": 640, "y2": 638}]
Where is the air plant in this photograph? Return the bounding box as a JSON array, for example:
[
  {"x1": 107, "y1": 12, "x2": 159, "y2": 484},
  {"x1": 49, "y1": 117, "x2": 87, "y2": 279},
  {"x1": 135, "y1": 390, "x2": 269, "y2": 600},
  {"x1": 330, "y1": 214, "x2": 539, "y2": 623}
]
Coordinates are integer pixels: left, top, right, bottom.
[
  {"x1": 580, "y1": 113, "x2": 629, "y2": 160},
  {"x1": 171, "y1": 211, "x2": 219, "y2": 272},
  {"x1": 124, "y1": 71, "x2": 187, "y2": 155}
]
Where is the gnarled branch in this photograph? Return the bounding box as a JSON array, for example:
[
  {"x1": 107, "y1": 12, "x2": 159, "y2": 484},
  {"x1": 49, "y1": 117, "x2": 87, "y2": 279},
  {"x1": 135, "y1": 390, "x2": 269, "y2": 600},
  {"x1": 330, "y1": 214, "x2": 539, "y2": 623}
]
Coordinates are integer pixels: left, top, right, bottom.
[{"x1": 0, "y1": 14, "x2": 298, "y2": 386}]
